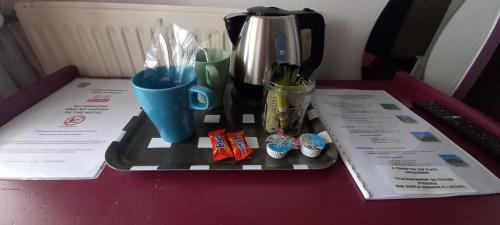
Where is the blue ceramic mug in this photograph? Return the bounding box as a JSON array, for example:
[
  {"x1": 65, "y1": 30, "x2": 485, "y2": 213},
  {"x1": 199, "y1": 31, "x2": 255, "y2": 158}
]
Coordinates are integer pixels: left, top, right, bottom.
[{"x1": 131, "y1": 66, "x2": 213, "y2": 143}]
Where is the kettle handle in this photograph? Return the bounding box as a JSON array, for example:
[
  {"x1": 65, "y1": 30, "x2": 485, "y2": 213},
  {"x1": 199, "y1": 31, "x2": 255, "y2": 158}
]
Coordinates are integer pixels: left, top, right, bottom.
[
  {"x1": 224, "y1": 13, "x2": 248, "y2": 47},
  {"x1": 295, "y1": 8, "x2": 325, "y2": 78}
]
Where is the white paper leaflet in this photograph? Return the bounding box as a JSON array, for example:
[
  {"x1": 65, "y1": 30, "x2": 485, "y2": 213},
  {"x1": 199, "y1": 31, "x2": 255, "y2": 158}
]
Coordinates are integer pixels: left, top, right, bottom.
[
  {"x1": 312, "y1": 89, "x2": 500, "y2": 199},
  {"x1": 0, "y1": 79, "x2": 140, "y2": 179}
]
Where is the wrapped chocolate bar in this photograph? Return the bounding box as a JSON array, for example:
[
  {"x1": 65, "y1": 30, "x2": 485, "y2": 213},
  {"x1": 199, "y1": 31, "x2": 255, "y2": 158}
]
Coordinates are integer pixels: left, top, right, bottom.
[
  {"x1": 208, "y1": 129, "x2": 234, "y2": 161},
  {"x1": 227, "y1": 131, "x2": 253, "y2": 161}
]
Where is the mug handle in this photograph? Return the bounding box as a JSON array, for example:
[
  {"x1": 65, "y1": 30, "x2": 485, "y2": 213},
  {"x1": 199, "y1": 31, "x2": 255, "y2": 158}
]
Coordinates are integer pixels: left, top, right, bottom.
[
  {"x1": 189, "y1": 85, "x2": 214, "y2": 110},
  {"x1": 205, "y1": 64, "x2": 220, "y2": 88}
]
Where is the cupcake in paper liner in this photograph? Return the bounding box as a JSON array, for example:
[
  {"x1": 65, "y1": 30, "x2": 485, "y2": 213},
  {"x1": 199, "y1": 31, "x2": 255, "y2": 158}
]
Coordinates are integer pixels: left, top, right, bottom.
[
  {"x1": 265, "y1": 134, "x2": 292, "y2": 159},
  {"x1": 299, "y1": 133, "x2": 326, "y2": 158}
]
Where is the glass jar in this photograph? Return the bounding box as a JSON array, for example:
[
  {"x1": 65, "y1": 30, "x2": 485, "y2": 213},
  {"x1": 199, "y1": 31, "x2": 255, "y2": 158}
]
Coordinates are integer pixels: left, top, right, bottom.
[{"x1": 262, "y1": 78, "x2": 315, "y2": 136}]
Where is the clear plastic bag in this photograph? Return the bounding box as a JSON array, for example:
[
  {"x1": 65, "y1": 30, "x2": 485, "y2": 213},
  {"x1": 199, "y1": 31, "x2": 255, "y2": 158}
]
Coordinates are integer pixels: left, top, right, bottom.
[{"x1": 144, "y1": 19, "x2": 198, "y2": 85}]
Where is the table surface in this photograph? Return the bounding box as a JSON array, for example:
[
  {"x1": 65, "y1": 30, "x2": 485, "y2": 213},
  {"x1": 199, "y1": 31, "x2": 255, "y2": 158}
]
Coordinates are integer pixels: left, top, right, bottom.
[{"x1": 1, "y1": 71, "x2": 499, "y2": 225}]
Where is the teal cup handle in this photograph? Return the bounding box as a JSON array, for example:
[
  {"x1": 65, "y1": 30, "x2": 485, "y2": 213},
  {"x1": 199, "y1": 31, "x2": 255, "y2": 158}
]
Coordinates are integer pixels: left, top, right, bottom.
[
  {"x1": 205, "y1": 65, "x2": 220, "y2": 88},
  {"x1": 189, "y1": 85, "x2": 213, "y2": 110},
  {"x1": 195, "y1": 48, "x2": 230, "y2": 109}
]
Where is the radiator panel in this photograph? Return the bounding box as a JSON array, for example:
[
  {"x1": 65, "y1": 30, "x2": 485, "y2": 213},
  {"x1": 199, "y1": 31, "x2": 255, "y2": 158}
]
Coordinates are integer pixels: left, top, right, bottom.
[{"x1": 15, "y1": 1, "x2": 240, "y2": 77}]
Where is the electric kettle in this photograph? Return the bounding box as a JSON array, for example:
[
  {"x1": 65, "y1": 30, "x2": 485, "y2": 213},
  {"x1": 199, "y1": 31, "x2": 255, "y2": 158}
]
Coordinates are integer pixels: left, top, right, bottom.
[{"x1": 224, "y1": 6, "x2": 325, "y2": 105}]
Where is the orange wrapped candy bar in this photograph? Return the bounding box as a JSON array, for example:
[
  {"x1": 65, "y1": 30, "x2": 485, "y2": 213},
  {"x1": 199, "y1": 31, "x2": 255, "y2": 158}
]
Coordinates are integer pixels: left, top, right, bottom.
[
  {"x1": 208, "y1": 129, "x2": 234, "y2": 161},
  {"x1": 227, "y1": 131, "x2": 253, "y2": 161}
]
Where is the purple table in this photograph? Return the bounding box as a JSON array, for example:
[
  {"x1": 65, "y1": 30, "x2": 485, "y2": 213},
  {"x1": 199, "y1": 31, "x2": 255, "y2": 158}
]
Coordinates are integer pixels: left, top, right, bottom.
[{"x1": 1, "y1": 66, "x2": 499, "y2": 225}]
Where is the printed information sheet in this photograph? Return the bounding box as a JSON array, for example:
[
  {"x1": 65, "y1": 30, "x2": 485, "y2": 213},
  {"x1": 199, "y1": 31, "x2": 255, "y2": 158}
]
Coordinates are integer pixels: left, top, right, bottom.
[
  {"x1": 0, "y1": 79, "x2": 140, "y2": 179},
  {"x1": 312, "y1": 89, "x2": 500, "y2": 199}
]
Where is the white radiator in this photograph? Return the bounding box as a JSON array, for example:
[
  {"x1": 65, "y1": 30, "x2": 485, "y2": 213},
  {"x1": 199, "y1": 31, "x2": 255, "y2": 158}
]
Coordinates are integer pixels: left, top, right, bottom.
[{"x1": 15, "y1": 1, "x2": 242, "y2": 77}]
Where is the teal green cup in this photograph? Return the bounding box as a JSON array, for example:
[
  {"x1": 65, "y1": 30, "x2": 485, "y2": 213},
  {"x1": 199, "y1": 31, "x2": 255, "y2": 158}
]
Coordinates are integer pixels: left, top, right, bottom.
[
  {"x1": 131, "y1": 66, "x2": 213, "y2": 143},
  {"x1": 195, "y1": 48, "x2": 230, "y2": 108}
]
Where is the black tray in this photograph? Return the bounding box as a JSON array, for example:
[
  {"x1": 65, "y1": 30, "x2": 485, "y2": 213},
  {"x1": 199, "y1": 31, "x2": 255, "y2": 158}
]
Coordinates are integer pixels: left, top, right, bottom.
[{"x1": 105, "y1": 85, "x2": 338, "y2": 171}]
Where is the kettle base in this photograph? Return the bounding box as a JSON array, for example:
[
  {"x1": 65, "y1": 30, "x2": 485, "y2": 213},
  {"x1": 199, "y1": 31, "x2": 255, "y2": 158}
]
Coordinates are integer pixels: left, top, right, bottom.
[{"x1": 230, "y1": 78, "x2": 263, "y2": 109}]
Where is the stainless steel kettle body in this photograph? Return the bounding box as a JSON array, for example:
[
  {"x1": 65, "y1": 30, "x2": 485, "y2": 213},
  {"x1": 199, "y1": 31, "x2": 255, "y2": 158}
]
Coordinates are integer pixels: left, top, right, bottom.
[
  {"x1": 224, "y1": 7, "x2": 325, "y2": 105},
  {"x1": 232, "y1": 15, "x2": 301, "y2": 85}
]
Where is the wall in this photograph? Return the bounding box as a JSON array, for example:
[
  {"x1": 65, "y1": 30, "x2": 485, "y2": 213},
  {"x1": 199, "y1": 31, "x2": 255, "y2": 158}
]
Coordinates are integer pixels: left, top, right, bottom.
[{"x1": 7, "y1": 0, "x2": 388, "y2": 80}]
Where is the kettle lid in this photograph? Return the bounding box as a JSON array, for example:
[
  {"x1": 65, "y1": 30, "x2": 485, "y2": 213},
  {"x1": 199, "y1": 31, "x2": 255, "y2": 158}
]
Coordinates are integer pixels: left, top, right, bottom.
[{"x1": 247, "y1": 6, "x2": 291, "y2": 16}]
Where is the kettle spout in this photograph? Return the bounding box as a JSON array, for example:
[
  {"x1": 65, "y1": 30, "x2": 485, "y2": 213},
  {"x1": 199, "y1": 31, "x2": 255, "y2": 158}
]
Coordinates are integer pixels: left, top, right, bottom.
[{"x1": 224, "y1": 13, "x2": 247, "y2": 47}]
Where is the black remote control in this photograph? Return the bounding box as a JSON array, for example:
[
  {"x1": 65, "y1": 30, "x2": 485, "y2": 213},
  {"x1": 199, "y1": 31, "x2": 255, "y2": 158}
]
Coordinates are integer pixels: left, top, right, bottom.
[{"x1": 413, "y1": 100, "x2": 500, "y2": 161}]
